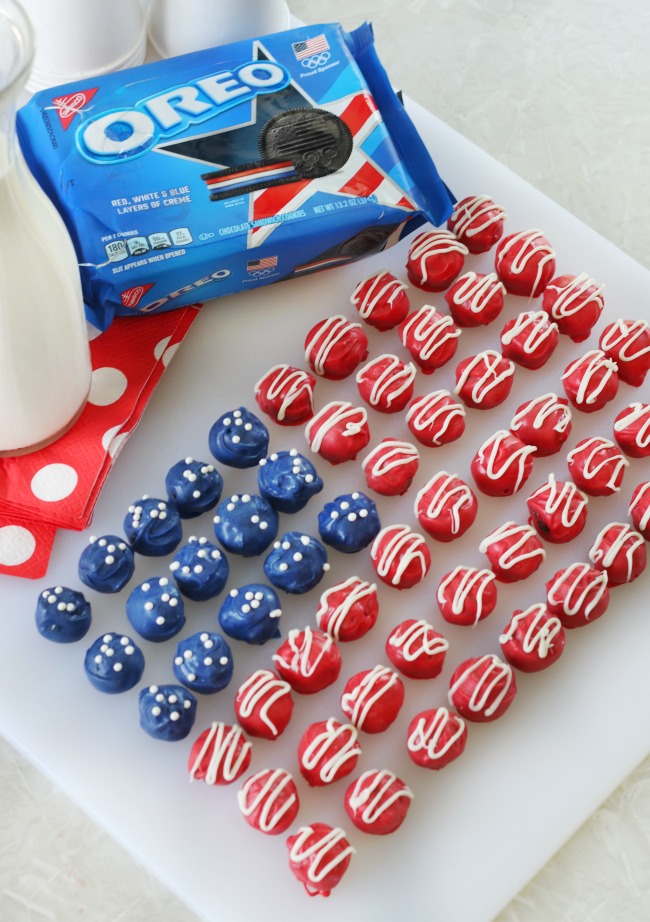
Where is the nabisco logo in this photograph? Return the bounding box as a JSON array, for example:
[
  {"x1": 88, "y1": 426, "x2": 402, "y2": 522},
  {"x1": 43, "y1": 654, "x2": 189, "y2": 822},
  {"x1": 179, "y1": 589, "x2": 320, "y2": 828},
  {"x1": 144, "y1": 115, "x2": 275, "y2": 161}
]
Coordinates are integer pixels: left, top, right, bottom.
[
  {"x1": 120, "y1": 283, "x2": 155, "y2": 309},
  {"x1": 51, "y1": 87, "x2": 99, "y2": 131}
]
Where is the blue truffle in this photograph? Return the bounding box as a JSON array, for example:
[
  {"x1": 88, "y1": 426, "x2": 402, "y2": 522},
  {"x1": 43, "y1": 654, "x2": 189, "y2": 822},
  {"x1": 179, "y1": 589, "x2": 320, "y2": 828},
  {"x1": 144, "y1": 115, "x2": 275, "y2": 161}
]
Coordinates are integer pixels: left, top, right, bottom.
[
  {"x1": 78, "y1": 535, "x2": 135, "y2": 593},
  {"x1": 139, "y1": 684, "x2": 197, "y2": 741},
  {"x1": 35, "y1": 586, "x2": 91, "y2": 643},
  {"x1": 209, "y1": 406, "x2": 269, "y2": 468},
  {"x1": 126, "y1": 577, "x2": 185, "y2": 642},
  {"x1": 173, "y1": 631, "x2": 233, "y2": 694},
  {"x1": 218, "y1": 583, "x2": 282, "y2": 644},
  {"x1": 84, "y1": 632, "x2": 145, "y2": 694},
  {"x1": 258, "y1": 449, "x2": 324, "y2": 513},
  {"x1": 165, "y1": 457, "x2": 223, "y2": 518},
  {"x1": 169, "y1": 536, "x2": 229, "y2": 601},
  {"x1": 213, "y1": 493, "x2": 278, "y2": 557},
  {"x1": 123, "y1": 496, "x2": 183, "y2": 556},
  {"x1": 317, "y1": 491, "x2": 381, "y2": 553},
  {"x1": 263, "y1": 531, "x2": 330, "y2": 594}
]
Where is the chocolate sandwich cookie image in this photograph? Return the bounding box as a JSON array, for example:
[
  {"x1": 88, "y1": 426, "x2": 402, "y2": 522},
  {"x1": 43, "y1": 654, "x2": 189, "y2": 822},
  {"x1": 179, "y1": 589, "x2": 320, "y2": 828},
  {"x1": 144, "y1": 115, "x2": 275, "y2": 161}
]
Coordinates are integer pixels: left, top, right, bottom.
[
  {"x1": 291, "y1": 224, "x2": 400, "y2": 277},
  {"x1": 202, "y1": 108, "x2": 353, "y2": 200}
]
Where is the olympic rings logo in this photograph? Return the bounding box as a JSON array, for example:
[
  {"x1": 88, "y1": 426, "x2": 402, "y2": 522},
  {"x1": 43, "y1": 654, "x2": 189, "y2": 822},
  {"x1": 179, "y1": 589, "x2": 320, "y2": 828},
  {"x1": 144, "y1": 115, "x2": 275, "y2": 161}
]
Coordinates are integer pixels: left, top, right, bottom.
[
  {"x1": 248, "y1": 267, "x2": 276, "y2": 278},
  {"x1": 301, "y1": 51, "x2": 330, "y2": 69}
]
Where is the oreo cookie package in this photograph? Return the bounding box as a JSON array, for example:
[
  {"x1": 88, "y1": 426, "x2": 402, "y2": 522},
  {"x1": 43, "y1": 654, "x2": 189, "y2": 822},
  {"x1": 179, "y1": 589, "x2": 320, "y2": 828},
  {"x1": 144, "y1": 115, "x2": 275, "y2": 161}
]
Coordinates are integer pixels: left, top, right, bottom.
[{"x1": 17, "y1": 22, "x2": 454, "y2": 330}]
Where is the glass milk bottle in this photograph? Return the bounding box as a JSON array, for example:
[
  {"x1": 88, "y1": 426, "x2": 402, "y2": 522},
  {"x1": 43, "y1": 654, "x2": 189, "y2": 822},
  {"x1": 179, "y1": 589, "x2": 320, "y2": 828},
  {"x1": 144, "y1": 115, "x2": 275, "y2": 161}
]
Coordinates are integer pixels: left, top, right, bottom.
[{"x1": 0, "y1": 0, "x2": 91, "y2": 455}]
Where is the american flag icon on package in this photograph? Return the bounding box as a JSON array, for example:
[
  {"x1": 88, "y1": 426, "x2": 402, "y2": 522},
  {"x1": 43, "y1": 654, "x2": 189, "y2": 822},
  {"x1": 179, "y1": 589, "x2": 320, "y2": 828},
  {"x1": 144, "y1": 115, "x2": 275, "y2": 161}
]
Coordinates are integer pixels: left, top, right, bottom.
[
  {"x1": 292, "y1": 34, "x2": 330, "y2": 60},
  {"x1": 247, "y1": 256, "x2": 278, "y2": 272}
]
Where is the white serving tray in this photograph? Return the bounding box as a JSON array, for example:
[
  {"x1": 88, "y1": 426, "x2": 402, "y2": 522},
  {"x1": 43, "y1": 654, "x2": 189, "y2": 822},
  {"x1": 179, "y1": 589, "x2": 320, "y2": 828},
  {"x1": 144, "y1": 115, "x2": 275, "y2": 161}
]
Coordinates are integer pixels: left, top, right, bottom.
[{"x1": 1, "y1": 98, "x2": 649, "y2": 922}]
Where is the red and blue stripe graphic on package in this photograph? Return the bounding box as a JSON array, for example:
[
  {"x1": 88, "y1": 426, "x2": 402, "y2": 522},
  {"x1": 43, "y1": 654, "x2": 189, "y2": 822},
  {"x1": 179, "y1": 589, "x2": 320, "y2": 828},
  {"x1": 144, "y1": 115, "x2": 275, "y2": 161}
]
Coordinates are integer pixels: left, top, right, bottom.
[{"x1": 17, "y1": 22, "x2": 454, "y2": 330}]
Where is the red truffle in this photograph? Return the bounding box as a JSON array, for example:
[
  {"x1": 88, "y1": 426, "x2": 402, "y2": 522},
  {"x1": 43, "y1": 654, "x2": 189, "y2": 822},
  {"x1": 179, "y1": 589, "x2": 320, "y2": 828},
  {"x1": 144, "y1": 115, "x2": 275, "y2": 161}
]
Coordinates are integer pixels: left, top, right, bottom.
[
  {"x1": 526, "y1": 474, "x2": 589, "y2": 543},
  {"x1": 344, "y1": 769, "x2": 413, "y2": 835},
  {"x1": 315, "y1": 576, "x2": 379, "y2": 642},
  {"x1": 407, "y1": 707, "x2": 467, "y2": 769},
  {"x1": 272, "y1": 627, "x2": 342, "y2": 694},
  {"x1": 286, "y1": 823, "x2": 354, "y2": 896},
  {"x1": 480, "y1": 521, "x2": 546, "y2": 583},
  {"x1": 567, "y1": 437, "x2": 628, "y2": 497},
  {"x1": 188, "y1": 722, "x2": 252, "y2": 785},
  {"x1": 350, "y1": 270, "x2": 410, "y2": 330},
  {"x1": 495, "y1": 229, "x2": 556, "y2": 297},
  {"x1": 448, "y1": 654, "x2": 517, "y2": 723},
  {"x1": 356, "y1": 353, "x2": 416, "y2": 413},
  {"x1": 446, "y1": 194, "x2": 506, "y2": 253},
  {"x1": 398, "y1": 305, "x2": 461, "y2": 373},
  {"x1": 445, "y1": 271, "x2": 505, "y2": 327},
  {"x1": 542, "y1": 273, "x2": 604, "y2": 342},
  {"x1": 471, "y1": 429, "x2": 536, "y2": 496},
  {"x1": 297, "y1": 718, "x2": 361, "y2": 786},
  {"x1": 406, "y1": 228, "x2": 469, "y2": 291},
  {"x1": 629, "y1": 482, "x2": 650, "y2": 540},
  {"x1": 370, "y1": 524, "x2": 431, "y2": 589},
  {"x1": 499, "y1": 603, "x2": 565, "y2": 673},
  {"x1": 613, "y1": 402, "x2": 650, "y2": 458},
  {"x1": 254, "y1": 364, "x2": 315, "y2": 425},
  {"x1": 405, "y1": 390, "x2": 466, "y2": 448},
  {"x1": 237, "y1": 768, "x2": 299, "y2": 835},
  {"x1": 304, "y1": 315, "x2": 368, "y2": 380},
  {"x1": 305, "y1": 400, "x2": 370, "y2": 464},
  {"x1": 599, "y1": 319, "x2": 650, "y2": 387},
  {"x1": 436, "y1": 565, "x2": 498, "y2": 626},
  {"x1": 510, "y1": 393, "x2": 572, "y2": 457},
  {"x1": 233, "y1": 669, "x2": 294, "y2": 740},
  {"x1": 385, "y1": 619, "x2": 449, "y2": 679},
  {"x1": 340, "y1": 665, "x2": 405, "y2": 733},
  {"x1": 545, "y1": 562, "x2": 610, "y2": 628},
  {"x1": 562, "y1": 349, "x2": 619, "y2": 413},
  {"x1": 362, "y1": 438, "x2": 420, "y2": 496},
  {"x1": 414, "y1": 471, "x2": 477, "y2": 541},
  {"x1": 588, "y1": 522, "x2": 647, "y2": 587},
  {"x1": 500, "y1": 310, "x2": 559, "y2": 369},
  {"x1": 454, "y1": 350, "x2": 515, "y2": 410}
]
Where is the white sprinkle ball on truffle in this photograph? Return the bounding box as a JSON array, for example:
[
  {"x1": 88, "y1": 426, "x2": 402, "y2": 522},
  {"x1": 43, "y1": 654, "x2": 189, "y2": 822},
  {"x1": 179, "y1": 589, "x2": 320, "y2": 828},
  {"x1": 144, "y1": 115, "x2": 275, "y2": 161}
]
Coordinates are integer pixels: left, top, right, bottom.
[
  {"x1": 187, "y1": 673, "x2": 196, "y2": 682},
  {"x1": 235, "y1": 418, "x2": 243, "y2": 427},
  {"x1": 192, "y1": 490, "x2": 201, "y2": 499},
  {"x1": 150, "y1": 509, "x2": 159, "y2": 519},
  {"x1": 360, "y1": 509, "x2": 368, "y2": 518},
  {"x1": 271, "y1": 609, "x2": 282, "y2": 619},
  {"x1": 107, "y1": 544, "x2": 116, "y2": 553},
  {"x1": 105, "y1": 555, "x2": 115, "y2": 565},
  {"x1": 125, "y1": 645, "x2": 134, "y2": 655},
  {"x1": 103, "y1": 634, "x2": 112, "y2": 642},
  {"x1": 170, "y1": 712, "x2": 180, "y2": 721},
  {"x1": 57, "y1": 602, "x2": 66, "y2": 611},
  {"x1": 242, "y1": 494, "x2": 251, "y2": 503},
  {"x1": 156, "y1": 616, "x2": 165, "y2": 625},
  {"x1": 273, "y1": 541, "x2": 281, "y2": 549},
  {"x1": 158, "y1": 502, "x2": 166, "y2": 510},
  {"x1": 323, "y1": 563, "x2": 331, "y2": 571},
  {"x1": 161, "y1": 593, "x2": 170, "y2": 602},
  {"x1": 211, "y1": 550, "x2": 220, "y2": 560},
  {"x1": 348, "y1": 513, "x2": 357, "y2": 522},
  {"x1": 113, "y1": 663, "x2": 123, "y2": 672},
  {"x1": 66, "y1": 603, "x2": 75, "y2": 612},
  {"x1": 185, "y1": 457, "x2": 193, "y2": 464},
  {"x1": 279, "y1": 563, "x2": 288, "y2": 572},
  {"x1": 229, "y1": 589, "x2": 238, "y2": 598},
  {"x1": 159, "y1": 511, "x2": 167, "y2": 520},
  {"x1": 193, "y1": 565, "x2": 203, "y2": 574},
  {"x1": 223, "y1": 417, "x2": 231, "y2": 425},
  {"x1": 331, "y1": 511, "x2": 339, "y2": 520},
  {"x1": 213, "y1": 515, "x2": 221, "y2": 524},
  {"x1": 242, "y1": 604, "x2": 251, "y2": 614},
  {"x1": 94, "y1": 655, "x2": 102, "y2": 664},
  {"x1": 144, "y1": 602, "x2": 154, "y2": 612},
  {"x1": 175, "y1": 656, "x2": 183, "y2": 666},
  {"x1": 154, "y1": 691, "x2": 163, "y2": 700},
  {"x1": 152, "y1": 706, "x2": 162, "y2": 716},
  {"x1": 184, "y1": 650, "x2": 192, "y2": 659},
  {"x1": 255, "y1": 592, "x2": 264, "y2": 601},
  {"x1": 300, "y1": 536, "x2": 310, "y2": 546},
  {"x1": 169, "y1": 598, "x2": 178, "y2": 607},
  {"x1": 244, "y1": 423, "x2": 252, "y2": 431},
  {"x1": 352, "y1": 492, "x2": 360, "y2": 500},
  {"x1": 142, "y1": 582, "x2": 151, "y2": 591},
  {"x1": 341, "y1": 501, "x2": 350, "y2": 510},
  {"x1": 184, "y1": 700, "x2": 191, "y2": 709},
  {"x1": 290, "y1": 449, "x2": 297, "y2": 457},
  {"x1": 251, "y1": 515, "x2": 260, "y2": 524},
  {"x1": 232, "y1": 435, "x2": 240, "y2": 444},
  {"x1": 118, "y1": 543, "x2": 127, "y2": 551},
  {"x1": 226, "y1": 503, "x2": 235, "y2": 512},
  {"x1": 251, "y1": 600, "x2": 260, "y2": 610},
  {"x1": 204, "y1": 657, "x2": 213, "y2": 666},
  {"x1": 293, "y1": 552, "x2": 303, "y2": 562},
  {"x1": 282, "y1": 541, "x2": 291, "y2": 550},
  {"x1": 99, "y1": 538, "x2": 107, "y2": 547},
  {"x1": 233, "y1": 410, "x2": 242, "y2": 418},
  {"x1": 181, "y1": 566, "x2": 190, "y2": 575},
  {"x1": 160, "y1": 577, "x2": 169, "y2": 586},
  {"x1": 90, "y1": 536, "x2": 98, "y2": 544},
  {"x1": 305, "y1": 474, "x2": 314, "y2": 483},
  {"x1": 220, "y1": 656, "x2": 229, "y2": 665},
  {"x1": 245, "y1": 591, "x2": 254, "y2": 600},
  {"x1": 260, "y1": 521, "x2": 268, "y2": 530},
  {"x1": 169, "y1": 695, "x2": 177, "y2": 704}
]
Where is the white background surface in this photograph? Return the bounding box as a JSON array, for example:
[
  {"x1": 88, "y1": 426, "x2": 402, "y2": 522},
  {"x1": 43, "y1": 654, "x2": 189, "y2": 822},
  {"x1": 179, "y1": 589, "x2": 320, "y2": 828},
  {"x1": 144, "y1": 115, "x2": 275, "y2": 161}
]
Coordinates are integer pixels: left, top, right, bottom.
[{"x1": 2, "y1": 1, "x2": 650, "y2": 920}]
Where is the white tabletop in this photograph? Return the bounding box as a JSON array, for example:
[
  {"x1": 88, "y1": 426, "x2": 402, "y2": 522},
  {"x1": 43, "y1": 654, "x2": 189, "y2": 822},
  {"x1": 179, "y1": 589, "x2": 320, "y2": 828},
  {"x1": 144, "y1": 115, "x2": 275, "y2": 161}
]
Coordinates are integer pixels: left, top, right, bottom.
[{"x1": 2, "y1": 2, "x2": 650, "y2": 920}]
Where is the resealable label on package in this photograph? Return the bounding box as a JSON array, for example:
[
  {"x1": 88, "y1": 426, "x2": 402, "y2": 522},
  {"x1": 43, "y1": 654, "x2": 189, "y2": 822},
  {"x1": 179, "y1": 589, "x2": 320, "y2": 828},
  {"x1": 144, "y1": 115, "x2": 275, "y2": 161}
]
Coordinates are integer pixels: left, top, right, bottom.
[{"x1": 18, "y1": 22, "x2": 455, "y2": 329}]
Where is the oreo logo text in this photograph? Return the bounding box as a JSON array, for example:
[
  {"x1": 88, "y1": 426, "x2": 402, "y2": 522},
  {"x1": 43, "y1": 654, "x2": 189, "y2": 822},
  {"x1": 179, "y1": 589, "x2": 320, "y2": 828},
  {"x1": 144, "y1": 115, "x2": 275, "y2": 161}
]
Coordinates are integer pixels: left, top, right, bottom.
[{"x1": 76, "y1": 62, "x2": 290, "y2": 164}]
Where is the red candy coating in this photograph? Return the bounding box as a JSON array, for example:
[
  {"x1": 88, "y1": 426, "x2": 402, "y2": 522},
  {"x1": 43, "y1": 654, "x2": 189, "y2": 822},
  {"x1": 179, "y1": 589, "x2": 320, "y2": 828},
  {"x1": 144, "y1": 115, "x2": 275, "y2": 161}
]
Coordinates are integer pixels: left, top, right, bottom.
[
  {"x1": 304, "y1": 315, "x2": 368, "y2": 380},
  {"x1": 407, "y1": 707, "x2": 467, "y2": 769},
  {"x1": 362, "y1": 438, "x2": 420, "y2": 496},
  {"x1": 495, "y1": 229, "x2": 556, "y2": 297},
  {"x1": 286, "y1": 823, "x2": 353, "y2": 897},
  {"x1": 188, "y1": 722, "x2": 252, "y2": 785},
  {"x1": 297, "y1": 718, "x2": 361, "y2": 787},
  {"x1": 567, "y1": 437, "x2": 628, "y2": 497},
  {"x1": 454, "y1": 350, "x2": 515, "y2": 410},
  {"x1": 385, "y1": 619, "x2": 449, "y2": 679},
  {"x1": 414, "y1": 471, "x2": 477, "y2": 542},
  {"x1": 545, "y1": 563, "x2": 610, "y2": 629},
  {"x1": 542, "y1": 273, "x2": 604, "y2": 342},
  {"x1": 588, "y1": 523, "x2": 647, "y2": 588},
  {"x1": 316, "y1": 576, "x2": 379, "y2": 642},
  {"x1": 344, "y1": 769, "x2": 413, "y2": 835},
  {"x1": 446, "y1": 194, "x2": 506, "y2": 253},
  {"x1": 526, "y1": 474, "x2": 589, "y2": 544},
  {"x1": 471, "y1": 430, "x2": 536, "y2": 497},
  {"x1": 562, "y1": 350, "x2": 619, "y2": 413},
  {"x1": 613, "y1": 402, "x2": 650, "y2": 458},
  {"x1": 480, "y1": 521, "x2": 546, "y2": 583},
  {"x1": 499, "y1": 604, "x2": 566, "y2": 673},
  {"x1": 398, "y1": 305, "x2": 461, "y2": 373},
  {"x1": 370, "y1": 523, "x2": 431, "y2": 590},
  {"x1": 305, "y1": 400, "x2": 370, "y2": 465},
  {"x1": 272, "y1": 627, "x2": 341, "y2": 694},
  {"x1": 406, "y1": 390, "x2": 466, "y2": 448},
  {"x1": 237, "y1": 768, "x2": 299, "y2": 835},
  {"x1": 445, "y1": 271, "x2": 505, "y2": 327},
  {"x1": 406, "y1": 229, "x2": 468, "y2": 291},
  {"x1": 436, "y1": 565, "x2": 498, "y2": 626},
  {"x1": 599, "y1": 319, "x2": 650, "y2": 387},
  {"x1": 254, "y1": 364, "x2": 315, "y2": 425},
  {"x1": 629, "y1": 482, "x2": 650, "y2": 540},
  {"x1": 351, "y1": 270, "x2": 410, "y2": 331},
  {"x1": 500, "y1": 310, "x2": 559, "y2": 369},
  {"x1": 233, "y1": 669, "x2": 294, "y2": 740},
  {"x1": 510, "y1": 393, "x2": 572, "y2": 457},
  {"x1": 356, "y1": 353, "x2": 416, "y2": 413},
  {"x1": 340, "y1": 665, "x2": 405, "y2": 733},
  {"x1": 448, "y1": 654, "x2": 517, "y2": 723}
]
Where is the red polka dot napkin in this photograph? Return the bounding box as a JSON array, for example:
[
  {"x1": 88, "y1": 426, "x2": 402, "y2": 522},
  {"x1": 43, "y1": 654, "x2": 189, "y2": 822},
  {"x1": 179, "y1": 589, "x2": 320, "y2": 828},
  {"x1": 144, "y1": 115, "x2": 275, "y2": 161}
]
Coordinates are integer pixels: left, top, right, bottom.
[{"x1": 0, "y1": 304, "x2": 201, "y2": 580}]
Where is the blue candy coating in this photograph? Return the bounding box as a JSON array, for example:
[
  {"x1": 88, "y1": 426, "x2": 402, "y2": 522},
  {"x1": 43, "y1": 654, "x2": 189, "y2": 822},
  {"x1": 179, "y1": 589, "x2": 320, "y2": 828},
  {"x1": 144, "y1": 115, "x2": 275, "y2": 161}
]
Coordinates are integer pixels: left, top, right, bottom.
[
  {"x1": 169, "y1": 536, "x2": 229, "y2": 601},
  {"x1": 218, "y1": 583, "x2": 282, "y2": 644},
  {"x1": 209, "y1": 406, "x2": 269, "y2": 468},
  {"x1": 123, "y1": 496, "x2": 183, "y2": 557},
  {"x1": 317, "y1": 491, "x2": 381, "y2": 553},
  {"x1": 165, "y1": 457, "x2": 223, "y2": 518},
  {"x1": 258, "y1": 449, "x2": 324, "y2": 513},
  {"x1": 78, "y1": 534, "x2": 135, "y2": 593},
  {"x1": 138, "y1": 684, "x2": 197, "y2": 741},
  {"x1": 126, "y1": 577, "x2": 186, "y2": 642},
  {"x1": 263, "y1": 531, "x2": 330, "y2": 595},
  {"x1": 213, "y1": 492, "x2": 278, "y2": 557},
  {"x1": 173, "y1": 631, "x2": 233, "y2": 694},
  {"x1": 35, "y1": 586, "x2": 91, "y2": 643},
  {"x1": 84, "y1": 632, "x2": 145, "y2": 694}
]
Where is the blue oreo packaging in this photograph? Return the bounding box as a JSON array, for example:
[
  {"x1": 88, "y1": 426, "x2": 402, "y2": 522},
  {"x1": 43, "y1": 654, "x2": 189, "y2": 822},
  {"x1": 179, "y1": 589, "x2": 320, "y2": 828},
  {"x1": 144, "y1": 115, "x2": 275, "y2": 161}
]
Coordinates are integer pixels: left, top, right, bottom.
[{"x1": 17, "y1": 22, "x2": 454, "y2": 330}]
